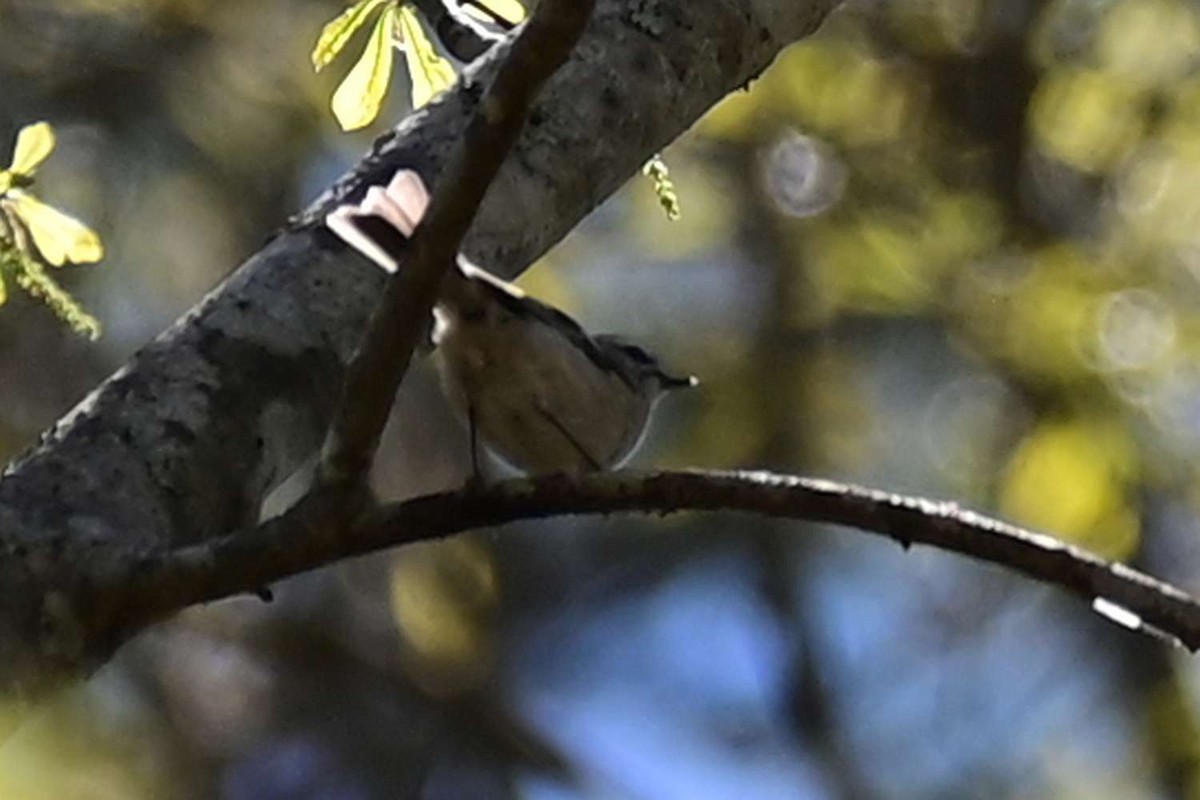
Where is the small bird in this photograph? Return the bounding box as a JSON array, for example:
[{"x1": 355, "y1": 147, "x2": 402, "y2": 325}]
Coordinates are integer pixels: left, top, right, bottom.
[{"x1": 325, "y1": 169, "x2": 695, "y2": 475}]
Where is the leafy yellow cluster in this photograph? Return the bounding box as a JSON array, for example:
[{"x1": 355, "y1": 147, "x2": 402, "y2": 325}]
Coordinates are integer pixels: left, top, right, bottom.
[
  {"x1": 312, "y1": 0, "x2": 525, "y2": 130},
  {"x1": 0, "y1": 122, "x2": 103, "y2": 339}
]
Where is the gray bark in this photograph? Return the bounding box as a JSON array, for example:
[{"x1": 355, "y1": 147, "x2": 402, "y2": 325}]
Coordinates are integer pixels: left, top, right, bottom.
[{"x1": 0, "y1": 0, "x2": 838, "y2": 694}]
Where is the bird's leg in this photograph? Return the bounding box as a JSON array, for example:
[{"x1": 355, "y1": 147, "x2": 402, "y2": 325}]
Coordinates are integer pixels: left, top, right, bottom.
[{"x1": 466, "y1": 402, "x2": 487, "y2": 488}]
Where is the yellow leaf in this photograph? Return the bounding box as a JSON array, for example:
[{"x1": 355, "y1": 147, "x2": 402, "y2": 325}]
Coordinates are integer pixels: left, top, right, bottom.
[
  {"x1": 331, "y1": 3, "x2": 397, "y2": 131},
  {"x1": 311, "y1": 0, "x2": 389, "y2": 72},
  {"x1": 398, "y1": 4, "x2": 457, "y2": 108},
  {"x1": 465, "y1": 0, "x2": 526, "y2": 27},
  {"x1": 6, "y1": 191, "x2": 103, "y2": 266},
  {"x1": 8, "y1": 121, "x2": 55, "y2": 178}
]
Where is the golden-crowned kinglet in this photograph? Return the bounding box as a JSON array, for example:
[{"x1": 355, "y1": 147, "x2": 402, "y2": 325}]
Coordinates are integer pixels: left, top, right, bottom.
[{"x1": 325, "y1": 169, "x2": 695, "y2": 475}]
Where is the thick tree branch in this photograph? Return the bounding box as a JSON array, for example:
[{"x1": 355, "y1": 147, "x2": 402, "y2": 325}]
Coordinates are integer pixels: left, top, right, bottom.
[
  {"x1": 319, "y1": 0, "x2": 596, "y2": 491},
  {"x1": 124, "y1": 470, "x2": 1200, "y2": 651},
  {"x1": 0, "y1": 0, "x2": 838, "y2": 693}
]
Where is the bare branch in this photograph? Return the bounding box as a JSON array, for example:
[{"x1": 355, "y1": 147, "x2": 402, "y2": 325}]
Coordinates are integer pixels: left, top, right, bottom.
[{"x1": 129, "y1": 470, "x2": 1200, "y2": 651}]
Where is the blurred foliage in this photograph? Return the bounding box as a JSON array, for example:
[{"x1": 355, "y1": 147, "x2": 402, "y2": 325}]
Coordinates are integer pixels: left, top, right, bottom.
[
  {"x1": 694, "y1": 0, "x2": 1200, "y2": 561},
  {"x1": 389, "y1": 537, "x2": 499, "y2": 695},
  {"x1": 6, "y1": 0, "x2": 1200, "y2": 797},
  {"x1": 0, "y1": 687, "x2": 171, "y2": 800},
  {"x1": 999, "y1": 416, "x2": 1139, "y2": 557}
]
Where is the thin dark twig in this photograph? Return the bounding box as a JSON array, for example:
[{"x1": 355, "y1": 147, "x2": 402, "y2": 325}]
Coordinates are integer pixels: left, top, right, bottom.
[
  {"x1": 126, "y1": 470, "x2": 1200, "y2": 650},
  {"x1": 316, "y1": 0, "x2": 597, "y2": 492}
]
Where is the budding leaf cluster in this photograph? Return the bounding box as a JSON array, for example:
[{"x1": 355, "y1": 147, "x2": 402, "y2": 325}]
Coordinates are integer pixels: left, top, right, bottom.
[
  {"x1": 312, "y1": 0, "x2": 525, "y2": 131},
  {"x1": 0, "y1": 122, "x2": 103, "y2": 339}
]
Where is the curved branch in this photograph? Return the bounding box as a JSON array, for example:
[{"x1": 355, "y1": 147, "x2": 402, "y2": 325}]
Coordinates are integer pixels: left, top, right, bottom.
[{"x1": 128, "y1": 470, "x2": 1200, "y2": 651}]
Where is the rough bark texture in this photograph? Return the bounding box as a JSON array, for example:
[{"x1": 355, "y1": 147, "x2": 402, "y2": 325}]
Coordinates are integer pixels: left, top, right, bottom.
[{"x1": 0, "y1": 0, "x2": 839, "y2": 694}]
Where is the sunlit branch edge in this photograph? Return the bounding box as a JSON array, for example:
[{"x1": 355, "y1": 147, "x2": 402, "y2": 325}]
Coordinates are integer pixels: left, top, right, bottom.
[{"x1": 128, "y1": 469, "x2": 1200, "y2": 651}]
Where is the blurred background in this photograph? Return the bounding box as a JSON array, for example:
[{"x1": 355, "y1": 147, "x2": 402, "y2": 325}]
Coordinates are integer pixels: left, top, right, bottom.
[{"x1": 3, "y1": 0, "x2": 1200, "y2": 796}]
